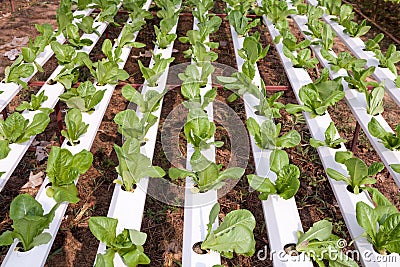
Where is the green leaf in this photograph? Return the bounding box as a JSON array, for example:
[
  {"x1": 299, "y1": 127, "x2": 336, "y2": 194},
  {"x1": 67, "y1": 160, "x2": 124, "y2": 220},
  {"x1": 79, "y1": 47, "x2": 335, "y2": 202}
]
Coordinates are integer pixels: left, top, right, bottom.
[
  {"x1": 201, "y1": 209, "x2": 256, "y2": 257},
  {"x1": 207, "y1": 203, "x2": 220, "y2": 238},
  {"x1": 129, "y1": 229, "x2": 147, "y2": 246},
  {"x1": 297, "y1": 220, "x2": 333, "y2": 250},
  {"x1": 356, "y1": 201, "x2": 378, "y2": 240},
  {"x1": 335, "y1": 151, "x2": 353, "y2": 164},
  {"x1": 270, "y1": 149, "x2": 289, "y2": 174},
  {"x1": 89, "y1": 217, "x2": 117, "y2": 246}
]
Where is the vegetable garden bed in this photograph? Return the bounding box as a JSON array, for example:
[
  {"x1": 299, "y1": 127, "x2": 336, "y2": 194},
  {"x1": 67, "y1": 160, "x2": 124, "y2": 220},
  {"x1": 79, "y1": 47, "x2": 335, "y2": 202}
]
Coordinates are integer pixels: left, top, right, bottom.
[{"x1": 1, "y1": 0, "x2": 400, "y2": 266}]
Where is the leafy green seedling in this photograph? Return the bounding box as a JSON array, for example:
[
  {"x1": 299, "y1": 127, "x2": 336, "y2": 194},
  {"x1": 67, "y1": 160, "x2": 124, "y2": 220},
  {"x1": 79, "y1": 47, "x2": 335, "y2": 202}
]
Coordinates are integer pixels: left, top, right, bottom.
[
  {"x1": 114, "y1": 138, "x2": 165, "y2": 192},
  {"x1": 326, "y1": 151, "x2": 384, "y2": 194},
  {"x1": 114, "y1": 110, "x2": 158, "y2": 142},
  {"x1": 374, "y1": 44, "x2": 400, "y2": 75},
  {"x1": 139, "y1": 54, "x2": 175, "y2": 87},
  {"x1": 184, "y1": 108, "x2": 223, "y2": 150},
  {"x1": 169, "y1": 151, "x2": 244, "y2": 192},
  {"x1": 46, "y1": 146, "x2": 93, "y2": 203},
  {"x1": 356, "y1": 187, "x2": 400, "y2": 255},
  {"x1": 16, "y1": 91, "x2": 53, "y2": 114},
  {"x1": 0, "y1": 194, "x2": 59, "y2": 252},
  {"x1": 286, "y1": 71, "x2": 344, "y2": 118},
  {"x1": 201, "y1": 203, "x2": 256, "y2": 258},
  {"x1": 59, "y1": 81, "x2": 106, "y2": 113},
  {"x1": 0, "y1": 112, "x2": 50, "y2": 159},
  {"x1": 368, "y1": 117, "x2": 400, "y2": 151},
  {"x1": 342, "y1": 19, "x2": 370, "y2": 38},
  {"x1": 238, "y1": 32, "x2": 269, "y2": 80},
  {"x1": 122, "y1": 85, "x2": 167, "y2": 114},
  {"x1": 65, "y1": 24, "x2": 93, "y2": 49},
  {"x1": 2, "y1": 56, "x2": 34, "y2": 89},
  {"x1": 321, "y1": 49, "x2": 366, "y2": 73},
  {"x1": 295, "y1": 220, "x2": 358, "y2": 266},
  {"x1": 77, "y1": 16, "x2": 100, "y2": 36},
  {"x1": 310, "y1": 122, "x2": 347, "y2": 148},
  {"x1": 61, "y1": 109, "x2": 89, "y2": 146},
  {"x1": 227, "y1": 10, "x2": 259, "y2": 36},
  {"x1": 364, "y1": 33, "x2": 384, "y2": 52},
  {"x1": 283, "y1": 47, "x2": 319, "y2": 69},
  {"x1": 89, "y1": 216, "x2": 150, "y2": 266},
  {"x1": 246, "y1": 118, "x2": 301, "y2": 150},
  {"x1": 248, "y1": 149, "x2": 300, "y2": 200},
  {"x1": 217, "y1": 72, "x2": 262, "y2": 101},
  {"x1": 91, "y1": 59, "x2": 129, "y2": 86}
]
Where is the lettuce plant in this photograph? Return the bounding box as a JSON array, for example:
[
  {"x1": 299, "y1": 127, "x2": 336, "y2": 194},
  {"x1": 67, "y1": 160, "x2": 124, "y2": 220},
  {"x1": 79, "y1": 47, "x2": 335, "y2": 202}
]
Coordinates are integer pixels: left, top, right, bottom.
[
  {"x1": 53, "y1": 52, "x2": 93, "y2": 89},
  {"x1": 255, "y1": 0, "x2": 295, "y2": 28},
  {"x1": 169, "y1": 151, "x2": 244, "y2": 192},
  {"x1": 46, "y1": 147, "x2": 93, "y2": 203},
  {"x1": 227, "y1": 10, "x2": 259, "y2": 37},
  {"x1": 342, "y1": 19, "x2": 370, "y2": 38},
  {"x1": 254, "y1": 90, "x2": 285, "y2": 119},
  {"x1": 295, "y1": 220, "x2": 358, "y2": 266},
  {"x1": 217, "y1": 72, "x2": 262, "y2": 101},
  {"x1": 16, "y1": 91, "x2": 53, "y2": 114},
  {"x1": 246, "y1": 118, "x2": 301, "y2": 150},
  {"x1": 319, "y1": 0, "x2": 341, "y2": 15},
  {"x1": 65, "y1": 24, "x2": 94, "y2": 49},
  {"x1": 321, "y1": 49, "x2": 366, "y2": 73},
  {"x1": 59, "y1": 81, "x2": 106, "y2": 113},
  {"x1": 154, "y1": 15, "x2": 179, "y2": 49},
  {"x1": 356, "y1": 187, "x2": 400, "y2": 255},
  {"x1": 0, "y1": 194, "x2": 59, "y2": 252},
  {"x1": 122, "y1": 85, "x2": 167, "y2": 114},
  {"x1": 280, "y1": 30, "x2": 311, "y2": 52},
  {"x1": 91, "y1": 59, "x2": 129, "y2": 86},
  {"x1": 180, "y1": 82, "x2": 216, "y2": 109},
  {"x1": 62, "y1": 109, "x2": 89, "y2": 146},
  {"x1": 0, "y1": 112, "x2": 50, "y2": 159},
  {"x1": 283, "y1": 47, "x2": 319, "y2": 69},
  {"x1": 184, "y1": 42, "x2": 218, "y2": 67},
  {"x1": 139, "y1": 54, "x2": 175, "y2": 87},
  {"x1": 364, "y1": 33, "x2": 384, "y2": 52},
  {"x1": 114, "y1": 138, "x2": 165, "y2": 191},
  {"x1": 368, "y1": 117, "x2": 400, "y2": 150},
  {"x1": 56, "y1": 0, "x2": 73, "y2": 34},
  {"x1": 50, "y1": 42, "x2": 77, "y2": 65},
  {"x1": 2, "y1": 56, "x2": 34, "y2": 89},
  {"x1": 201, "y1": 203, "x2": 256, "y2": 258},
  {"x1": 89, "y1": 216, "x2": 150, "y2": 266},
  {"x1": 286, "y1": 72, "x2": 344, "y2": 118},
  {"x1": 335, "y1": 4, "x2": 354, "y2": 25},
  {"x1": 77, "y1": 16, "x2": 100, "y2": 36},
  {"x1": 114, "y1": 110, "x2": 157, "y2": 142},
  {"x1": 374, "y1": 44, "x2": 400, "y2": 75},
  {"x1": 310, "y1": 121, "x2": 347, "y2": 149},
  {"x1": 238, "y1": 32, "x2": 269, "y2": 80},
  {"x1": 326, "y1": 151, "x2": 384, "y2": 194},
  {"x1": 247, "y1": 149, "x2": 300, "y2": 200},
  {"x1": 184, "y1": 108, "x2": 223, "y2": 150}
]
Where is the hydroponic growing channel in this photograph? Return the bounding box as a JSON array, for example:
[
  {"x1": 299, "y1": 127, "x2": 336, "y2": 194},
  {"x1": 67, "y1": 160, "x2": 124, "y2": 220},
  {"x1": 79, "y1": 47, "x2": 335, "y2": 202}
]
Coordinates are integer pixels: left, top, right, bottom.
[{"x1": 0, "y1": 0, "x2": 400, "y2": 266}]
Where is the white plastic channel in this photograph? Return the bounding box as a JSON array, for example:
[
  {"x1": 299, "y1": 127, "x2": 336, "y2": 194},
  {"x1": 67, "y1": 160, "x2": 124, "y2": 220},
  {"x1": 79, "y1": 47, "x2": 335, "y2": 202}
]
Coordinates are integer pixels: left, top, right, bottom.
[
  {"x1": 260, "y1": 2, "x2": 400, "y2": 266},
  {"x1": 0, "y1": 10, "x2": 118, "y2": 193},
  {"x1": 181, "y1": 15, "x2": 221, "y2": 267},
  {"x1": 0, "y1": 6, "x2": 135, "y2": 267},
  {"x1": 0, "y1": 8, "x2": 94, "y2": 112},
  {"x1": 95, "y1": 2, "x2": 180, "y2": 266},
  {"x1": 287, "y1": 3, "x2": 400, "y2": 188},
  {"x1": 307, "y1": 0, "x2": 400, "y2": 107},
  {"x1": 228, "y1": 16, "x2": 312, "y2": 267}
]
